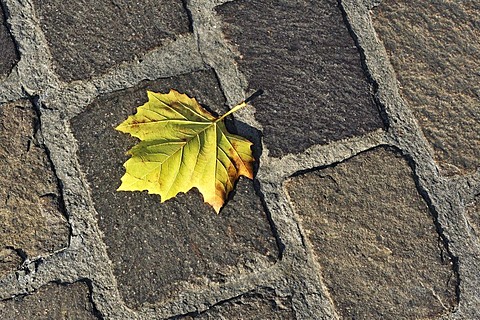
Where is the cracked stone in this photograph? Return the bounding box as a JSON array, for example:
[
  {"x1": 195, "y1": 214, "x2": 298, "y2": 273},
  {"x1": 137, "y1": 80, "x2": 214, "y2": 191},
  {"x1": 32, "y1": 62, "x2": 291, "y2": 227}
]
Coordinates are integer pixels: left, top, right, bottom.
[
  {"x1": 0, "y1": 6, "x2": 19, "y2": 77},
  {"x1": 71, "y1": 69, "x2": 279, "y2": 308},
  {"x1": 0, "y1": 100, "x2": 69, "y2": 277},
  {"x1": 285, "y1": 147, "x2": 457, "y2": 319},
  {"x1": 216, "y1": 0, "x2": 384, "y2": 158},
  {"x1": 0, "y1": 281, "x2": 100, "y2": 319},
  {"x1": 33, "y1": 0, "x2": 191, "y2": 82},
  {"x1": 181, "y1": 289, "x2": 294, "y2": 320},
  {"x1": 372, "y1": 0, "x2": 480, "y2": 175}
]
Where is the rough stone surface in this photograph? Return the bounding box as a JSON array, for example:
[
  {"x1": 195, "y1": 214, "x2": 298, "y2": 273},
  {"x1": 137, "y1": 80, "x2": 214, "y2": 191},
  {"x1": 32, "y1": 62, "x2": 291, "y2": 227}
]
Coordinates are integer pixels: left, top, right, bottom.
[
  {"x1": 285, "y1": 147, "x2": 457, "y2": 319},
  {"x1": 0, "y1": 100, "x2": 69, "y2": 276},
  {"x1": 0, "y1": 248, "x2": 22, "y2": 275},
  {"x1": 1, "y1": 0, "x2": 479, "y2": 318},
  {"x1": 33, "y1": 0, "x2": 191, "y2": 82},
  {"x1": 0, "y1": 281, "x2": 100, "y2": 319},
  {"x1": 466, "y1": 195, "x2": 480, "y2": 238},
  {"x1": 0, "y1": 5, "x2": 19, "y2": 77},
  {"x1": 181, "y1": 289, "x2": 294, "y2": 319},
  {"x1": 71, "y1": 70, "x2": 279, "y2": 309},
  {"x1": 216, "y1": 0, "x2": 384, "y2": 158},
  {"x1": 372, "y1": 0, "x2": 480, "y2": 175}
]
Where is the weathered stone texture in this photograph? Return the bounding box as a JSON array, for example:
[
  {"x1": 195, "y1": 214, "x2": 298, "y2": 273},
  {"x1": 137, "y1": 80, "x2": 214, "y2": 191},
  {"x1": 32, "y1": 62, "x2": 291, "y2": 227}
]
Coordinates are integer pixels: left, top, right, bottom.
[
  {"x1": 0, "y1": 6, "x2": 19, "y2": 77},
  {"x1": 0, "y1": 248, "x2": 22, "y2": 275},
  {"x1": 0, "y1": 100, "x2": 69, "y2": 276},
  {"x1": 182, "y1": 289, "x2": 294, "y2": 320},
  {"x1": 216, "y1": 0, "x2": 384, "y2": 158},
  {"x1": 33, "y1": 0, "x2": 191, "y2": 81},
  {"x1": 372, "y1": 0, "x2": 480, "y2": 175},
  {"x1": 465, "y1": 195, "x2": 480, "y2": 238},
  {"x1": 0, "y1": 281, "x2": 100, "y2": 319},
  {"x1": 286, "y1": 147, "x2": 457, "y2": 319},
  {"x1": 71, "y1": 70, "x2": 278, "y2": 308}
]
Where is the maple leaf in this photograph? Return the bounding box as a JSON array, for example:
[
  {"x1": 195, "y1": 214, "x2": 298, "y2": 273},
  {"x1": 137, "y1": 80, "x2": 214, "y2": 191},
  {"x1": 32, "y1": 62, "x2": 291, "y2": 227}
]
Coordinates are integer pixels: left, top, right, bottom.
[{"x1": 116, "y1": 89, "x2": 262, "y2": 213}]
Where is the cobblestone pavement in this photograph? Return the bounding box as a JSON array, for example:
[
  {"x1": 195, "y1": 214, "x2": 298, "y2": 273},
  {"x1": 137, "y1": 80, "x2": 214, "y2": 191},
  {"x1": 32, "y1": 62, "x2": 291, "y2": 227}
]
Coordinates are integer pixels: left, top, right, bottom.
[{"x1": 0, "y1": 0, "x2": 479, "y2": 319}]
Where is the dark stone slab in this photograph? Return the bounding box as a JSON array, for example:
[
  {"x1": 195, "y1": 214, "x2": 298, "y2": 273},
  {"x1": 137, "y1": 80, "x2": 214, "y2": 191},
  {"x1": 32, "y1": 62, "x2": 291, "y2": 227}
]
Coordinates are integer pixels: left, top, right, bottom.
[
  {"x1": 71, "y1": 69, "x2": 279, "y2": 308},
  {"x1": 33, "y1": 0, "x2": 191, "y2": 82},
  {"x1": 216, "y1": 0, "x2": 384, "y2": 158},
  {"x1": 180, "y1": 289, "x2": 294, "y2": 319},
  {"x1": 0, "y1": 100, "x2": 69, "y2": 277},
  {"x1": 0, "y1": 281, "x2": 100, "y2": 319},
  {"x1": 372, "y1": 1, "x2": 480, "y2": 175},
  {"x1": 285, "y1": 147, "x2": 457, "y2": 319},
  {"x1": 0, "y1": 6, "x2": 19, "y2": 77}
]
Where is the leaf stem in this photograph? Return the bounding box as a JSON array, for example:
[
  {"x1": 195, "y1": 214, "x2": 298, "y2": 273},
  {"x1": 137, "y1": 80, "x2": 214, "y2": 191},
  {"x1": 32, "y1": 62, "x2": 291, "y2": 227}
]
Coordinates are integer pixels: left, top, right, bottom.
[
  {"x1": 216, "y1": 89, "x2": 264, "y2": 122},
  {"x1": 245, "y1": 89, "x2": 264, "y2": 103}
]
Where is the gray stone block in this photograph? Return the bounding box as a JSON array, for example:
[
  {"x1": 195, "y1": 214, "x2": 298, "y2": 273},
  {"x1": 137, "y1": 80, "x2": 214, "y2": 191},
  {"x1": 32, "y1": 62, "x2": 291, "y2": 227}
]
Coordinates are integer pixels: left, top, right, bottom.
[
  {"x1": 372, "y1": 0, "x2": 480, "y2": 175},
  {"x1": 285, "y1": 147, "x2": 457, "y2": 319},
  {"x1": 0, "y1": 100, "x2": 69, "y2": 276},
  {"x1": 33, "y1": 0, "x2": 191, "y2": 82},
  {"x1": 216, "y1": 0, "x2": 384, "y2": 158},
  {"x1": 71, "y1": 70, "x2": 279, "y2": 308}
]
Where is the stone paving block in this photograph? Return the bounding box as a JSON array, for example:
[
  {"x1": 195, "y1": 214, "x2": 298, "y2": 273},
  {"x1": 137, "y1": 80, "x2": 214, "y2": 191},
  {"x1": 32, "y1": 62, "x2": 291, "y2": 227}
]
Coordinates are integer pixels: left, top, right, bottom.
[
  {"x1": 180, "y1": 289, "x2": 294, "y2": 319},
  {"x1": 285, "y1": 147, "x2": 457, "y2": 319},
  {"x1": 0, "y1": 281, "x2": 100, "y2": 319},
  {"x1": 372, "y1": 1, "x2": 480, "y2": 175},
  {"x1": 0, "y1": 6, "x2": 19, "y2": 77},
  {"x1": 71, "y1": 70, "x2": 279, "y2": 308},
  {"x1": 216, "y1": 0, "x2": 384, "y2": 158},
  {"x1": 0, "y1": 100, "x2": 69, "y2": 277},
  {"x1": 33, "y1": 0, "x2": 191, "y2": 82}
]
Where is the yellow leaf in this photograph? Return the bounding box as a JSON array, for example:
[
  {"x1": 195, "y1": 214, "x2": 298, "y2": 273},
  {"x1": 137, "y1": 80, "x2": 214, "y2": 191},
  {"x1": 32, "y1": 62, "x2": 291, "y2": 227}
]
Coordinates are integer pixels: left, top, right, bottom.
[{"x1": 116, "y1": 89, "x2": 257, "y2": 213}]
